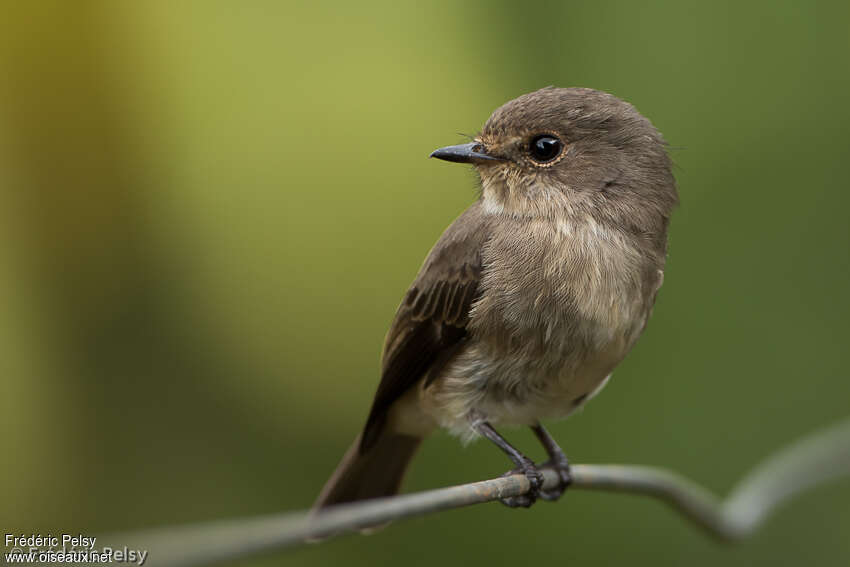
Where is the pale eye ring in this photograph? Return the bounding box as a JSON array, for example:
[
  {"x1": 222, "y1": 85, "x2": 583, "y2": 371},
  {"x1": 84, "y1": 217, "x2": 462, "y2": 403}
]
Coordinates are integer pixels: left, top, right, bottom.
[{"x1": 529, "y1": 135, "x2": 563, "y2": 163}]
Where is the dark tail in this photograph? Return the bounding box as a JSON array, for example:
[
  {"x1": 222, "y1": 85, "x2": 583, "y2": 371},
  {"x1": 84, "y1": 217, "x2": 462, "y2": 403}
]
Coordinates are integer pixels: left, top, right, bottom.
[{"x1": 314, "y1": 431, "x2": 421, "y2": 510}]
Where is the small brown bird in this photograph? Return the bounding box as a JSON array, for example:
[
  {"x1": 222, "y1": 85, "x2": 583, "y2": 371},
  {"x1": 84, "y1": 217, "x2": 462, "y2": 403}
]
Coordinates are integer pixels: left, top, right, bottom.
[{"x1": 315, "y1": 87, "x2": 678, "y2": 509}]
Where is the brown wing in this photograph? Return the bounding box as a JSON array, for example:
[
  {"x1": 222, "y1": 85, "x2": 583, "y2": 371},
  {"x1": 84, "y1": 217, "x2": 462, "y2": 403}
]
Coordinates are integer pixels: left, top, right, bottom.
[{"x1": 359, "y1": 201, "x2": 492, "y2": 451}]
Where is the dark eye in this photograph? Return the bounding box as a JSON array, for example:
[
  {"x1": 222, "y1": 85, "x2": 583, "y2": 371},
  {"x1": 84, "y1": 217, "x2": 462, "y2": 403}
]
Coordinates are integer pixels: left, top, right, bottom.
[{"x1": 529, "y1": 135, "x2": 563, "y2": 163}]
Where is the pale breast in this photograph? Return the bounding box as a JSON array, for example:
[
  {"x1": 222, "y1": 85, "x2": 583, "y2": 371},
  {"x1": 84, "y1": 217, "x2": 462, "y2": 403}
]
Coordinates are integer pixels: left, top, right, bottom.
[
  {"x1": 424, "y1": 214, "x2": 662, "y2": 435},
  {"x1": 474, "y1": 215, "x2": 656, "y2": 360}
]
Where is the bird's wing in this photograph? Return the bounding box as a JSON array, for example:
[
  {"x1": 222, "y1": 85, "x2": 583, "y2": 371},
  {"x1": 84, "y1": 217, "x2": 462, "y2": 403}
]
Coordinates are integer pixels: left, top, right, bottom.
[{"x1": 360, "y1": 200, "x2": 492, "y2": 451}]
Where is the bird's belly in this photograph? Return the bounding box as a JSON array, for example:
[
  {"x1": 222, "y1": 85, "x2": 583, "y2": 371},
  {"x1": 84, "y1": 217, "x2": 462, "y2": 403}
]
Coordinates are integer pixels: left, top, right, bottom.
[
  {"x1": 476, "y1": 334, "x2": 628, "y2": 424},
  {"x1": 422, "y1": 325, "x2": 636, "y2": 439}
]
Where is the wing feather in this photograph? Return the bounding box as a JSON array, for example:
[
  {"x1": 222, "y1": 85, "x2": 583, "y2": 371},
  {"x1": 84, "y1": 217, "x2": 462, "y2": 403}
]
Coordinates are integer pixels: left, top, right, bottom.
[{"x1": 360, "y1": 201, "x2": 491, "y2": 451}]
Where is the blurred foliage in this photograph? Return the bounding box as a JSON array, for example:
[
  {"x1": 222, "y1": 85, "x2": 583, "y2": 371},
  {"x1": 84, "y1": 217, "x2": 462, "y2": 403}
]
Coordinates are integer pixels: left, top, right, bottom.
[{"x1": 1, "y1": 1, "x2": 849, "y2": 565}]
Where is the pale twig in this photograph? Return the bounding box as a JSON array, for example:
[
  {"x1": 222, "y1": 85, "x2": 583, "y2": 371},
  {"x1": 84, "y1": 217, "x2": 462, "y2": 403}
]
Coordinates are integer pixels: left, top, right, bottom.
[{"x1": 103, "y1": 417, "x2": 850, "y2": 567}]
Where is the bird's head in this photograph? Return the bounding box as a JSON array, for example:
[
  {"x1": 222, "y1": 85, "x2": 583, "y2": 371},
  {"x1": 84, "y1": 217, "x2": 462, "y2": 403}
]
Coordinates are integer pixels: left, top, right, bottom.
[{"x1": 431, "y1": 87, "x2": 678, "y2": 233}]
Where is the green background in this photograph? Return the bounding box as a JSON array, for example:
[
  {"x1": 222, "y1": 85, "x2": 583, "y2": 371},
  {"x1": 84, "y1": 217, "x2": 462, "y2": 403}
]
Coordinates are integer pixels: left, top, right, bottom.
[{"x1": 2, "y1": 1, "x2": 849, "y2": 565}]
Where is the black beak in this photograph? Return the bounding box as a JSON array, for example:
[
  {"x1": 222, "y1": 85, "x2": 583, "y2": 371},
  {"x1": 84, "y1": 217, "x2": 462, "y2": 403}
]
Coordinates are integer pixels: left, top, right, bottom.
[{"x1": 429, "y1": 142, "x2": 503, "y2": 164}]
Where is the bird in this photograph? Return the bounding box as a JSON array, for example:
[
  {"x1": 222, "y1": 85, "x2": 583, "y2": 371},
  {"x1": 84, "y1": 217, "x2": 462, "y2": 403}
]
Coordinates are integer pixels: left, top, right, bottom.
[{"x1": 314, "y1": 86, "x2": 678, "y2": 510}]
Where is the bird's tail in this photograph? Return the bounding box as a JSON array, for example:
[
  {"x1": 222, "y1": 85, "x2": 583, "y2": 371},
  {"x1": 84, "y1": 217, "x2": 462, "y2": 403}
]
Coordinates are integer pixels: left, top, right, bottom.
[{"x1": 313, "y1": 431, "x2": 421, "y2": 510}]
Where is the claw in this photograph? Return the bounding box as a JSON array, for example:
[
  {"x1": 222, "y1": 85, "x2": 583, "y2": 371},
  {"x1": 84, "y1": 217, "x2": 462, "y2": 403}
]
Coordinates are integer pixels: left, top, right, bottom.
[
  {"x1": 538, "y1": 457, "x2": 572, "y2": 502},
  {"x1": 499, "y1": 458, "x2": 544, "y2": 508}
]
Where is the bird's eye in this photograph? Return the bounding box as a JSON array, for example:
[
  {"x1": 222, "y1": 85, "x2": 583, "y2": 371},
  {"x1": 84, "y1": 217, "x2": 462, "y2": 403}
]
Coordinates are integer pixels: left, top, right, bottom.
[{"x1": 529, "y1": 135, "x2": 563, "y2": 164}]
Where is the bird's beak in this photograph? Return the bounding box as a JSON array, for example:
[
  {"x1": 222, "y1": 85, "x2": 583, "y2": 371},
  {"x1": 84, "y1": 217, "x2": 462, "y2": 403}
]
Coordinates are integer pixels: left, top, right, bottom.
[{"x1": 429, "y1": 142, "x2": 503, "y2": 164}]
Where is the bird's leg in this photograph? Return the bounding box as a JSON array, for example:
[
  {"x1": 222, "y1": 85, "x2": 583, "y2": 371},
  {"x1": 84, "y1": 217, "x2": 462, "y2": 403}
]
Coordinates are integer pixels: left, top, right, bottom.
[
  {"x1": 531, "y1": 422, "x2": 572, "y2": 501},
  {"x1": 472, "y1": 420, "x2": 543, "y2": 508}
]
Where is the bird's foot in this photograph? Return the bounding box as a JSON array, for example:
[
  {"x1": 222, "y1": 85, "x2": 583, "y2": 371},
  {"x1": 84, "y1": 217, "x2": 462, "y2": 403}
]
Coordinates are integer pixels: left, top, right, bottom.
[
  {"x1": 537, "y1": 455, "x2": 572, "y2": 502},
  {"x1": 499, "y1": 457, "x2": 544, "y2": 508}
]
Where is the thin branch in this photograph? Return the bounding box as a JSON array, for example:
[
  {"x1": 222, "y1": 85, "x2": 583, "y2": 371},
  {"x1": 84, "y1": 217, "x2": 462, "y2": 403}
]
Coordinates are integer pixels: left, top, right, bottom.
[{"x1": 104, "y1": 418, "x2": 850, "y2": 567}]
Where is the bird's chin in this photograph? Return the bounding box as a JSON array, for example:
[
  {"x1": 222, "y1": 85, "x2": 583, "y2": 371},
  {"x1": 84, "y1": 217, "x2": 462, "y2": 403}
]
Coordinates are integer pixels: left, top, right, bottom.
[
  {"x1": 478, "y1": 171, "x2": 510, "y2": 212},
  {"x1": 479, "y1": 170, "x2": 574, "y2": 219},
  {"x1": 481, "y1": 197, "x2": 508, "y2": 216}
]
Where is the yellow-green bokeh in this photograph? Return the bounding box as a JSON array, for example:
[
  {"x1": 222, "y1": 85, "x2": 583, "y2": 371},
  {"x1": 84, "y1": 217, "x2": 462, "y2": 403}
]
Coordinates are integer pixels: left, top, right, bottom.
[{"x1": 2, "y1": 1, "x2": 849, "y2": 565}]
